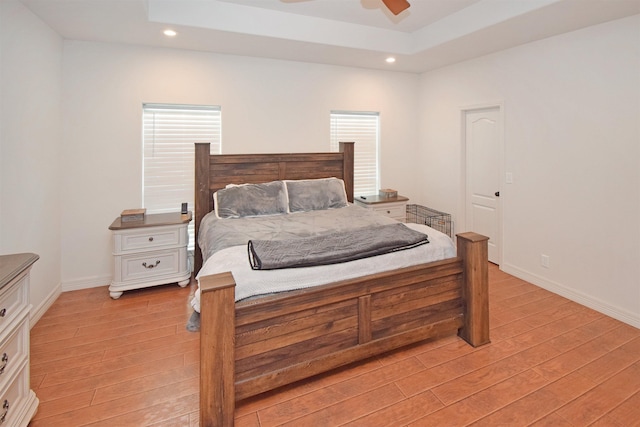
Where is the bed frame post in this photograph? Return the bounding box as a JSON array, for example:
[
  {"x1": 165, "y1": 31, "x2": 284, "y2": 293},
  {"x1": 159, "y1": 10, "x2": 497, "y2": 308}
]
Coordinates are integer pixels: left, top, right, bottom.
[
  {"x1": 194, "y1": 142, "x2": 211, "y2": 275},
  {"x1": 456, "y1": 232, "x2": 490, "y2": 347},
  {"x1": 339, "y1": 142, "x2": 355, "y2": 202},
  {"x1": 200, "y1": 272, "x2": 236, "y2": 427}
]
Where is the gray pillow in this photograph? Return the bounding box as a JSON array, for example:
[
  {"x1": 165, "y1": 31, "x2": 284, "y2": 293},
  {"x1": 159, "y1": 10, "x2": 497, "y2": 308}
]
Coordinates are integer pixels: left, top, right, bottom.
[
  {"x1": 214, "y1": 181, "x2": 288, "y2": 218},
  {"x1": 285, "y1": 178, "x2": 348, "y2": 212}
]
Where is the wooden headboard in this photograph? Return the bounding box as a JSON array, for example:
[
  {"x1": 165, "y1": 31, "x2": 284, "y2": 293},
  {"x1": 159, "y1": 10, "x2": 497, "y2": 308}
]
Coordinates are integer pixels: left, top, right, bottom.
[{"x1": 193, "y1": 142, "x2": 355, "y2": 274}]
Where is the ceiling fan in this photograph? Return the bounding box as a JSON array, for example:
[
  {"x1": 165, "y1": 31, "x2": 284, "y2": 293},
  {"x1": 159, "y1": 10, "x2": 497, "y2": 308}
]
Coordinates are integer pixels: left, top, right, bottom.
[
  {"x1": 381, "y1": 0, "x2": 410, "y2": 15},
  {"x1": 285, "y1": 0, "x2": 411, "y2": 17}
]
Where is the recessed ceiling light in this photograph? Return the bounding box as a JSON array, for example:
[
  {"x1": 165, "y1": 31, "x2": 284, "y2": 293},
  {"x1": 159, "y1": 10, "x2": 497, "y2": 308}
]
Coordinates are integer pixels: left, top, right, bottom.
[
  {"x1": 163, "y1": 29, "x2": 177, "y2": 37},
  {"x1": 385, "y1": 57, "x2": 396, "y2": 64}
]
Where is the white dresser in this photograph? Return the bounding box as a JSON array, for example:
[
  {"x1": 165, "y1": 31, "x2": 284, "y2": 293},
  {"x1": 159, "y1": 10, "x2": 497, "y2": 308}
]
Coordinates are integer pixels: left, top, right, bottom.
[
  {"x1": 109, "y1": 212, "x2": 192, "y2": 299},
  {"x1": 354, "y1": 195, "x2": 409, "y2": 222},
  {"x1": 0, "y1": 253, "x2": 39, "y2": 426}
]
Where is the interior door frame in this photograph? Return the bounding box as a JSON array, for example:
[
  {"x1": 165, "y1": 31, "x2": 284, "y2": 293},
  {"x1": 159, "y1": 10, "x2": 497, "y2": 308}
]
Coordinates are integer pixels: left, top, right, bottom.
[{"x1": 459, "y1": 102, "x2": 505, "y2": 265}]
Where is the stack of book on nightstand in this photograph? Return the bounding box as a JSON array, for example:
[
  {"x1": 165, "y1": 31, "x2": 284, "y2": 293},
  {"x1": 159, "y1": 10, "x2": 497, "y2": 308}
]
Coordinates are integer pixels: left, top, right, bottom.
[{"x1": 121, "y1": 208, "x2": 146, "y2": 223}]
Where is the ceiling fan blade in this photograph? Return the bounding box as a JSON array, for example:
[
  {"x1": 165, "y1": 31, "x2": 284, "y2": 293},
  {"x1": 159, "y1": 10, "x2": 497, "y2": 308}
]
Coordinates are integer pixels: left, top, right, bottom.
[{"x1": 382, "y1": 0, "x2": 410, "y2": 15}]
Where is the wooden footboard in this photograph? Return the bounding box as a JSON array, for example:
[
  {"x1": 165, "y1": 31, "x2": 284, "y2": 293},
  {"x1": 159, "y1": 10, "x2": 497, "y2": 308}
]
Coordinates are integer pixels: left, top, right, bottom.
[{"x1": 199, "y1": 232, "x2": 489, "y2": 427}]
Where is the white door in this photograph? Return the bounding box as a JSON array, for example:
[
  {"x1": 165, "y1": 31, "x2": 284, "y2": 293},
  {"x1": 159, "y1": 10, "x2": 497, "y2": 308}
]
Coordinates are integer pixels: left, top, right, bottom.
[{"x1": 465, "y1": 107, "x2": 501, "y2": 264}]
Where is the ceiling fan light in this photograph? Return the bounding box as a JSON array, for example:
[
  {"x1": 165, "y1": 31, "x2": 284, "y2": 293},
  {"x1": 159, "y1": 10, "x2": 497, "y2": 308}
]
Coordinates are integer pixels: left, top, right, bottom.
[{"x1": 382, "y1": 0, "x2": 410, "y2": 16}]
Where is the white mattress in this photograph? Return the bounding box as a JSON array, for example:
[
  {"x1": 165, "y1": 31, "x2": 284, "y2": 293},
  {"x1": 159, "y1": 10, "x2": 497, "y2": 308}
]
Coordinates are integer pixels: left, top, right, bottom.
[{"x1": 191, "y1": 206, "x2": 455, "y2": 311}]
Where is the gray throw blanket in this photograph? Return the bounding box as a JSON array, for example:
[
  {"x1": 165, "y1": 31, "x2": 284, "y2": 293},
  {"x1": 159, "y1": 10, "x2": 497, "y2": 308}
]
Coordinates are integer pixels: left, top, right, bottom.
[{"x1": 248, "y1": 223, "x2": 429, "y2": 270}]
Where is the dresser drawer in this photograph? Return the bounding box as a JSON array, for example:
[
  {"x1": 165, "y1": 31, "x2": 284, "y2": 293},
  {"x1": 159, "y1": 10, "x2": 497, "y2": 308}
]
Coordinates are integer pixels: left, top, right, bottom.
[
  {"x1": 0, "y1": 275, "x2": 28, "y2": 333},
  {"x1": 0, "y1": 318, "x2": 27, "y2": 394},
  {"x1": 116, "y1": 226, "x2": 184, "y2": 253},
  {"x1": 0, "y1": 363, "x2": 29, "y2": 427},
  {"x1": 115, "y1": 248, "x2": 186, "y2": 283}
]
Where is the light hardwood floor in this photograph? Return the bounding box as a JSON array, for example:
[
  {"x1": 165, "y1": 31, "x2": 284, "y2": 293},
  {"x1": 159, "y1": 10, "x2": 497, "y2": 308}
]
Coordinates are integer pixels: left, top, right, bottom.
[{"x1": 29, "y1": 264, "x2": 640, "y2": 426}]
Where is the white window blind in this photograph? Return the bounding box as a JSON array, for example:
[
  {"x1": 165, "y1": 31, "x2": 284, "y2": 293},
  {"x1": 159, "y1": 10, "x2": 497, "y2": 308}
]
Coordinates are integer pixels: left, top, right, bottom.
[
  {"x1": 330, "y1": 111, "x2": 379, "y2": 196},
  {"x1": 142, "y1": 103, "x2": 221, "y2": 250}
]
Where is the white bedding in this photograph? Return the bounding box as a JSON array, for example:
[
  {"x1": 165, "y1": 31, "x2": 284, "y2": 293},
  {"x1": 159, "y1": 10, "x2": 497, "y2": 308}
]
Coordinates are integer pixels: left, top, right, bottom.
[{"x1": 191, "y1": 217, "x2": 455, "y2": 312}]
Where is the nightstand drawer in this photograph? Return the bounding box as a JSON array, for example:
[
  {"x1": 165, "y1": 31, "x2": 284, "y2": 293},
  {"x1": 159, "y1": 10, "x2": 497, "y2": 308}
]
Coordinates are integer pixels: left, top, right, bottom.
[
  {"x1": 354, "y1": 195, "x2": 408, "y2": 223},
  {"x1": 117, "y1": 227, "x2": 183, "y2": 252},
  {"x1": 116, "y1": 248, "x2": 185, "y2": 283},
  {"x1": 370, "y1": 204, "x2": 406, "y2": 219}
]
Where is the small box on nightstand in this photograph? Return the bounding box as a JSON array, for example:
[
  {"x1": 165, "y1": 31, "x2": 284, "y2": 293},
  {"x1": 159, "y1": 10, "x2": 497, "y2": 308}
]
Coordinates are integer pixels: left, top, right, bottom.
[
  {"x1": 378, "y1": 188, "x2": 398, "y2": 198},
  {"x1": 120, "y1": 208, "x2": 146, "y2": 223}
]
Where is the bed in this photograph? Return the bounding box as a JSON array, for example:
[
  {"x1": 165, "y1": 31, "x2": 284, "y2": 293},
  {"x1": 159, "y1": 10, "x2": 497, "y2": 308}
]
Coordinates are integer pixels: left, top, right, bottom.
[{"x1": 194, "y1": 142, "x2": 489, "y2": 427}]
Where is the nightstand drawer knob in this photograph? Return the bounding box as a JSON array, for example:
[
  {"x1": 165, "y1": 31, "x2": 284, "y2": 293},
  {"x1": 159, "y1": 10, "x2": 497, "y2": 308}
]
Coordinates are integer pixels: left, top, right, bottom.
[
  {"x1": 148, "y1": 237, "x2": 154, "y2": 242},
  {"x1": 0, "y1": 309, "x2": 5, "y2": 318},
  {"x1": 0, "y1": 353, "x2": 8, "y2": 375},
  {"x1": 142, "y1": 260, "x2": 161, "y2": 269}
]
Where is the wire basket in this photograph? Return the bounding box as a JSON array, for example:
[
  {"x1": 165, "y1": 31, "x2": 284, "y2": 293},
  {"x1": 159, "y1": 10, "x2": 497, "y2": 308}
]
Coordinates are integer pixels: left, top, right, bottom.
[{"x1": 406, "y1": 204, "x2": 452, "y2": 238}]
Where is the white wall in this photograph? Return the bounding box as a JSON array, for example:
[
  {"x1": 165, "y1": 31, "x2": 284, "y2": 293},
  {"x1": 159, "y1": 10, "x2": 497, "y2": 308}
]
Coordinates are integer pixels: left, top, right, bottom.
[
  {"x1": 0, "y1": 0, "x2": 63, "y2": 321},
  {"x1": 418, "y1": 15, "x2": 640, "y2": 327},
  {"x1": 60, "y1": 42, "x2": 420, "y2": 288}
]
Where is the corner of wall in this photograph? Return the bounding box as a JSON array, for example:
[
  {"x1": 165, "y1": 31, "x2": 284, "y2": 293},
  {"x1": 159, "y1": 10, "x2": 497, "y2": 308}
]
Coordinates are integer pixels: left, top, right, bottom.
[{"x1": 30, "y1": 281, "x2": 62, "y2": 327}]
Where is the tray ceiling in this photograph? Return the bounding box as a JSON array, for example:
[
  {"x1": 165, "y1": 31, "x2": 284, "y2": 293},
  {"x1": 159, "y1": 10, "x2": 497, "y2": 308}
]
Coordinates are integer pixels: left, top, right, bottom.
[{"x1": 20, "y1": 0, "x2": 640, "y2": 73}]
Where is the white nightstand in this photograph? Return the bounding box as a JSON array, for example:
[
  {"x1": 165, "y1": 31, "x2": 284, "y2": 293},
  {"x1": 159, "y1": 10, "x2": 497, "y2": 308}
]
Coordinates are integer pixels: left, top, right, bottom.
[
  {"x1": 354, "y1": 195, "x2": 409, "y2": 222},
  {"x1": 108, "y1": 212, "x2": 192, "y2": 299}
]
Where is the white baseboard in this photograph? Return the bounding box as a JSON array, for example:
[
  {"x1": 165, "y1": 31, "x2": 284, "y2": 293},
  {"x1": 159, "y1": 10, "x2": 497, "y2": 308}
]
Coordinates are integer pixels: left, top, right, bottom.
[
  {"x1": 61, "y1": 275, "x2": 111, "y2": 292},
  {"x1": 30, "y1": 281, "x2": 61, "y2": 327},
  {"x1": 501, "y1": 263, "x2": 640, "y2": 329}
]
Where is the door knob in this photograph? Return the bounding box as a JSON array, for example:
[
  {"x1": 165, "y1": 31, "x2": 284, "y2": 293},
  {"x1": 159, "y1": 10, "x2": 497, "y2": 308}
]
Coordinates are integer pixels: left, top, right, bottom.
[{"x1": 495, "y1": 191, "x2": 500, "y2": 197}]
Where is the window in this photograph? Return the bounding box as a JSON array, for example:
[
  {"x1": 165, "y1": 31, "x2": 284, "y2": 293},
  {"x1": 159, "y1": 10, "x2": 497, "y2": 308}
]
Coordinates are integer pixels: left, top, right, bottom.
[
  {"x1": 142, "y1": 103, "x2": 221, "y2": 250},
  {"x1": 330, "y1": 111, "x2": 379, "y2": 196}
]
